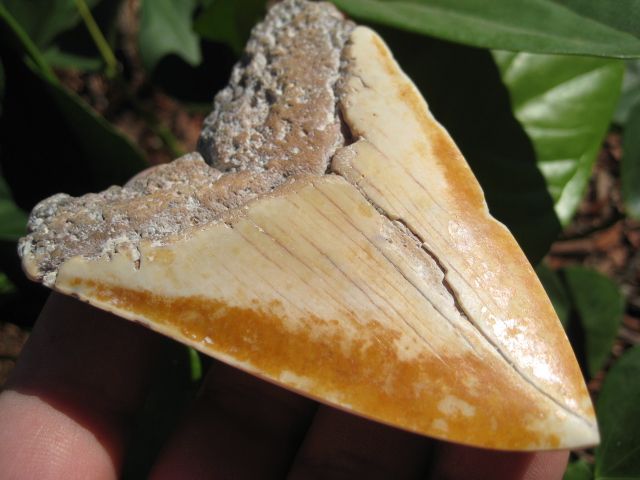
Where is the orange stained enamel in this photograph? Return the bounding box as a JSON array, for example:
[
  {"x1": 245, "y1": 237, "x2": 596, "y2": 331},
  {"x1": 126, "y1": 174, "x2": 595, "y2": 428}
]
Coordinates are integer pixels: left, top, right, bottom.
[
  {"x1": 69, "y1": 278, "x2": 563, "y2": 450},
  {"x1": 345, "y1": 31, "x2": 592, "y2": 421}
]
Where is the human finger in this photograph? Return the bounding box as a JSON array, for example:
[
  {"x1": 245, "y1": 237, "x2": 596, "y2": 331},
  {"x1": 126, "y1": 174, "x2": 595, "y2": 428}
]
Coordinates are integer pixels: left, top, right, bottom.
[
  {"x1": 150, "y1": 361, "x2": 317, "y2": 479},
  {"x1": 287, "y1": 405, "x2": 433, "y2": 479},
  {"x1": 0, "y1": 293, "x2": 163, "y2": 480},
  {"x1": 427, "y1": 442, "x2": 569, "y2": 480}
]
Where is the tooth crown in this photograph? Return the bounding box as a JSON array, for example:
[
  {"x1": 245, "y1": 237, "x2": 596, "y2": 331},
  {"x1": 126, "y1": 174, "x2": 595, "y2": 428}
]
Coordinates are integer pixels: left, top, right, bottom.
[{"x1": 18, "y1": 0, "x2": 598, "y2": 451}]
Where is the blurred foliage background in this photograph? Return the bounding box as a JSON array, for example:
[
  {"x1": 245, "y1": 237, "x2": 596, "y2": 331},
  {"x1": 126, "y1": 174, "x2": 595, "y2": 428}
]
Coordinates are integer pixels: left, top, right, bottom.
[{"x1": 0, "y1": 0, "x2": 639, "y2": 478}]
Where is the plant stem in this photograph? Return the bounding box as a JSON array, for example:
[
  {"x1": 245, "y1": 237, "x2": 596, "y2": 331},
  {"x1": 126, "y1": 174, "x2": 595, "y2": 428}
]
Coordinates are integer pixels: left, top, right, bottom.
[
  {"x1": 187, "y1": 347, "x2": 203, "y2": 382},
  {"x1": 125, "y1": 90, "x2": 185, "y2": 158},
  {"x1": 74, "y1": 1, "x2": 184, "y2": 158},
  {"x1": 153, "y1": 123, "x2": 186, "y2": 159},
  {"x1": 143, "y1": 113, "x2": 186, "y2": 159},
  {"x1": 74, "y1": 0, "x2": 118, "y2": 78}
]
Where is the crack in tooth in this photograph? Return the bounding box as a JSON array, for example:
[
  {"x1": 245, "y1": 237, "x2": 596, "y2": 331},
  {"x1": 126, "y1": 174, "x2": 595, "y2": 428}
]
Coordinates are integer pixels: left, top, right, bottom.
[
  {"x1": 328, "y1": 155, "x2": 596, "y2": 430},
  {"x1": 328, "y1": 42, "x2": 595, "y2": 427},
  {"x1": 390, "y1": 217, "x2": 472, "y2": 324}
]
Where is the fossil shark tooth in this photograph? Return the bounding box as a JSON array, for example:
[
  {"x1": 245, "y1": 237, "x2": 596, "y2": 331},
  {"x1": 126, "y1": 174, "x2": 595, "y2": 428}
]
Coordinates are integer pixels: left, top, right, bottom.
[{"x1": 18, "y1": 0, "x2": 598, "y2": 451}]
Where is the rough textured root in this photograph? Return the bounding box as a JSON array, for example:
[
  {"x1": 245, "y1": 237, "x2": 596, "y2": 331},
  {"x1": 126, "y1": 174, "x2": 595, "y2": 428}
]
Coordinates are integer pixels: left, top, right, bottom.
[
  {"x1": 19, "y1": 0, "x2": 354, "y2": 286},
  {"x1": 197, "y1": 0, "x2": 354, "y2": 174}
]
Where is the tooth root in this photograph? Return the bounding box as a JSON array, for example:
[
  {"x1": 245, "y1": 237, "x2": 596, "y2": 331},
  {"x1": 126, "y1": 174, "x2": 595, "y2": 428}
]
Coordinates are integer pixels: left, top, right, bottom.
[{"x1": 19, "y1": 0, "x2": 598, "y2": 451}]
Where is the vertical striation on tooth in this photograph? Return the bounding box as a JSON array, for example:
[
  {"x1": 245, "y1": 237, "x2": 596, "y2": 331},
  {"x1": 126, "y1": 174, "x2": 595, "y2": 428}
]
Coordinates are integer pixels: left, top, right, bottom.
[{"x1": 17, "y1": 0, "x2": 599, "y2": 451}]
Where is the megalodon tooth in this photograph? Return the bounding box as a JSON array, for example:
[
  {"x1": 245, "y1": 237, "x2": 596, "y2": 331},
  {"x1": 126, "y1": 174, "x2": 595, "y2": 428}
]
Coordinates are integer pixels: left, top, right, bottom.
[{"x1": 18, "y1": 0, "x2": 598, "y2": 451}]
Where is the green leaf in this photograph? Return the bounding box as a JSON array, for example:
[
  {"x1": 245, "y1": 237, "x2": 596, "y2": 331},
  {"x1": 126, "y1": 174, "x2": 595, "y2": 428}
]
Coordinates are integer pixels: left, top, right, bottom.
[
  {"x1": 554, "y1": 0, "x2": 640, "y2": 38},
  {"x1": 622, "y1": 101, "x2": 640, "y2": 220},
  {"x1": 0, "y1": 270, "x2": 16, "y2": 295},
  {"x1": 0, "y1": 2, "x2": 56, "y2": 79},
  {"x1": 613, "y1": 60, "x2": 640, "y2": 126},
  {"x1": 330, "y1": 0, "x2": 640, "y2": 59},
  {"x1": 0, "y1": 176, "x2": 27, "y2": 241},
  {"x1": 564, "y1": 460, "x2": 594, "y2": 480},
  {"x1": 36, "y1": 66, "x2": 148, "y2": 186},
  {"x1": 494, "y1": 52, "x2": 623, "y2": 226},
  {"x1": 193, "y1": 0, "x2": 265, "y2": 55},
  {"x1": 595, "y1": 346, "x2": 640, "y2": 480},
  {"x1": 0, "y1": 5, "x2": 147, "y2": 204},
  {"x1": 41, "y1": 44, "x2": 102, "y2": 71},
  {"x1": 0, "y1": 0, "x2": 98, "y2": 48},
  {"x1": 139, "y1": 0, "x2": 201, "y2": 72},
  {"x1": 535, "y1": 264, "x2": 624, "y2": 378},
  {"x1": 614, "y1": 61, "x2": 640, "y2": 125},
  {"x1": 536, "y1": 263, "x2": 571, "y2": 328},
  {"x1": 564, "y1": 266, "x2": 624, "y2": 377},
  {"x1": 0, "y1": 0, "x2": 109, "y2": 72}
]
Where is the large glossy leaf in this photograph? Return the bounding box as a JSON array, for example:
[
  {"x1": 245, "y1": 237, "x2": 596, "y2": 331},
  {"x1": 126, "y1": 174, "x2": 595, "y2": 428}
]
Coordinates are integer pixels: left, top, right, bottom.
[
  {"x1": 616, "y1": 61, "x2": 640, "y2": 220},
  {"x1": 374, "y1": 27, "x2": 560, "y2": 263},
  {"x1": 194, "y1": 0, "x2": 265, "y2": 55},
  {"x1": 0, "y1": 176, "x2": 27, "y2": 241},
  {"x1": 555, "y1": 0, "x2": 640, "y2": 38},
  {"x1": 564, "y1": 266, "x2": 624, "y2": 378},
  {"x1": 40, "y1": 68, "x2": 148, "y2": 185},
  {"x1": 139, "y1": 0, "x2": 201, "y2": 72},
  {"x1": 494, "y1": 52, "x2": 623, "y2": 226},
  {"x1": 595, "y1": 346, "x2": 640, "y2": 479},
  {"x1": 0, "y1": 58, "x2": 147, "y2": 203},
  {"x1": 622, "y1": 101, "x2": 640, "y2": 220},
  {"x1": 618, "y1": 62, "x2": 640, "y2": 220},
  {"x1": 535, "y1": 264, "x2": 624, "y2": 379},
  {"x1": 330, "y1": 0, "x2": 640, "y2": 58},
  {"x1": 614, "y1": 61, "x2": 640, "y2": 125}
]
